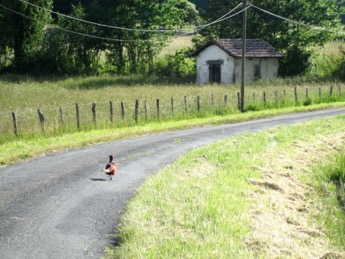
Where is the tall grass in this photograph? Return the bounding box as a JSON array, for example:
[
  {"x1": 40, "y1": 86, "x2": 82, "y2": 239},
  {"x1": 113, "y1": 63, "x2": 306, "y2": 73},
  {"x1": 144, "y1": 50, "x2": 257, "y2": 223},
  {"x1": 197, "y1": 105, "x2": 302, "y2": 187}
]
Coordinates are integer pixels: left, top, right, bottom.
[
  {"x1": 1, "y1": 74, "x2": 345, "y2": 143},
  {"x1": 317, "y1": 152, "x2": 345, "y2": 210}
]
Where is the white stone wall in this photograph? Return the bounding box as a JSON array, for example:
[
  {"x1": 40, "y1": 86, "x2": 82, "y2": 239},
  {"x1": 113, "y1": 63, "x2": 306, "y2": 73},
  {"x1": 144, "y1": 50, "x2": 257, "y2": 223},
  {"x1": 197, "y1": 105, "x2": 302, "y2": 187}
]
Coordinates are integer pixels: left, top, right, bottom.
[
  {"x1": 196, "y1": 46, "x2": 234, "y2": 84},
  {"x1": 196, "y1": 45, "x2": 280, "y2": 85},
  {"x1": 233, "y1": 57, "x2": 279, "y2": 84}
]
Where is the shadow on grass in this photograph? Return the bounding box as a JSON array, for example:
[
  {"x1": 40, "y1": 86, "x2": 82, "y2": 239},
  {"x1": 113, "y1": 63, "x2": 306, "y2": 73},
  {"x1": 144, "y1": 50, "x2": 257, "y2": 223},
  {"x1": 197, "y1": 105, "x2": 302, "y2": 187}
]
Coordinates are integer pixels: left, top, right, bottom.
[{"x1": 0, "y1": 73, "x2": 195, "y2": 89}]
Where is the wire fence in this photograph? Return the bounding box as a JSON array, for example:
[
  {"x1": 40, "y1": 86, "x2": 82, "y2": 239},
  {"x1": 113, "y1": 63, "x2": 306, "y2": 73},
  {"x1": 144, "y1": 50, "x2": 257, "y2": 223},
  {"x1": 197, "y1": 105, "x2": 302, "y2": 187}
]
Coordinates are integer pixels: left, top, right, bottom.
[{"x1": 0, "y1": 84, "x2": 343, "y2": 139}]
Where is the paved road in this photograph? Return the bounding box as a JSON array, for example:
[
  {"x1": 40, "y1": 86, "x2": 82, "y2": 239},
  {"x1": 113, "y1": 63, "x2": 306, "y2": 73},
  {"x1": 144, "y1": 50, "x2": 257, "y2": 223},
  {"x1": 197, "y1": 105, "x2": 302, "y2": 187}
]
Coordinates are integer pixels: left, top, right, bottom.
[{"x1": 0, "y1": 108, "x2": 344, "y2": 259}]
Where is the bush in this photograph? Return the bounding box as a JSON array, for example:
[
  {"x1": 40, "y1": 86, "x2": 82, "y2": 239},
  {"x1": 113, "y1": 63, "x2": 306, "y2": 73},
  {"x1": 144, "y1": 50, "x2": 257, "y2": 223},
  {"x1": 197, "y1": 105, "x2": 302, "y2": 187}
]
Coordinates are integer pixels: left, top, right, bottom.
[
  {"x1": 279, "y1": 45, "x2": 312, "y2": 77},
  {"x1": 154, "y1": 48, "x2": 195, "y2": 77}
]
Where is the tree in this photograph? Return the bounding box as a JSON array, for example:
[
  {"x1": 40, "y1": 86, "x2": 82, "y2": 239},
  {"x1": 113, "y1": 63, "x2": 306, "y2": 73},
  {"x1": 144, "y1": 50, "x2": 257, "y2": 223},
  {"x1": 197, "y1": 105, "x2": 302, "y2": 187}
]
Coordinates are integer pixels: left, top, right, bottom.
[
  {"x1": 86, "y1": 0, "x2": 187, "y2": 75},
  {"x1": 0, "y1": 0, "x2": 191, "y2": 75},
  {"x1": 198, "y1": 0, "x2": 342, "y2": 76},
  {"x1": 0, "y1": 0, "x2": 53, "y2": 72}
]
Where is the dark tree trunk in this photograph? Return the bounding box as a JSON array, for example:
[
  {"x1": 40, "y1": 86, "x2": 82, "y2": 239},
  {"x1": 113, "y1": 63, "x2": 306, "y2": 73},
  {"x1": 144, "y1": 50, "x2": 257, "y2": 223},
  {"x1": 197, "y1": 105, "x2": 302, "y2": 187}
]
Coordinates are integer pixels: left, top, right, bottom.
[{"x1": 13, "y1": 16, "x2": 25, "y2": 72}]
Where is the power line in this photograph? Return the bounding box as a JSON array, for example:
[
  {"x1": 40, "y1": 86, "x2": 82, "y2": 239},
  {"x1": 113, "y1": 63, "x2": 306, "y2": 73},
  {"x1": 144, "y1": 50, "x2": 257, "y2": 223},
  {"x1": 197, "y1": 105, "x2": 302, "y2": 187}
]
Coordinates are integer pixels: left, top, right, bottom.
[
  {"x1": 197, "y1": 5, "x2": 250, "y2": 32},
  {"x1": 170, "y1": 2, "x2": 247, "y2": 36},
  {"x1": 0, "y1": 3, "x2": 32, "y2": 20},
  {"x1": 250, "y1": 4, "x2": 345, "y2": 35},
  {"x1": 19, "y1": 0, "x2": 181, "y2": 33},
  {"x1": 19, "y1": 0, "x2": 246, "y2": 36},
  {"x1": 0, "y1": 4, "x2": 168, "y2": 43},
  {"x1": 4, "y1": 0, "x2": 247, "y2": 40},
  {"x1": 197, "y1": 2, "x2": 243, "y2": 30},
  {"x1": 178, "y1": 5, "x2": 248, "y2": 36}
]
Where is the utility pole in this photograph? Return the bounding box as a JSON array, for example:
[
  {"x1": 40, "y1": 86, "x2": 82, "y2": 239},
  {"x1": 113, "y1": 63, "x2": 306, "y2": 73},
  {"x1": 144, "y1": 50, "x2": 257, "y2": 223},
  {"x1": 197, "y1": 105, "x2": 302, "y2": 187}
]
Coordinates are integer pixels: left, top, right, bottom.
[{"x1": 240, "y1": 0, "x2": 247, "y2": 112}]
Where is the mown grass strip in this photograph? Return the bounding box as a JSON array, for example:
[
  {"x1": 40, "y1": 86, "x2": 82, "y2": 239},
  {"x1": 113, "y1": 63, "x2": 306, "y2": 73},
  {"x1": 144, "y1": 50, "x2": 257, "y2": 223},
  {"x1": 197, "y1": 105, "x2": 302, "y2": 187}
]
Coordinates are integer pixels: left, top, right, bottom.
[
  {"x1": 1, "y1": 103, "x2": 344, "y2": 167},
  {"x1": 106, "y1": 115, "x2": 345, "y2": 258}
]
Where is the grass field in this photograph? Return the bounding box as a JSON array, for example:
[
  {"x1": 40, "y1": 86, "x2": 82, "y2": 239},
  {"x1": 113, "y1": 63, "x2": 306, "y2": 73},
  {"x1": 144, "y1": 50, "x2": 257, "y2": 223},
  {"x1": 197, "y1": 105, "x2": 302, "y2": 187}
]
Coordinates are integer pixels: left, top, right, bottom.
[
  {"x1": 1, "y1": 39, "x2": 345, "y2": 258},
  {"x1": 1, "y1": 74, "x2": 344, "y2": 141},
  {"x1": 106, "y1": 115, "x2": 345, "y2": 258}
]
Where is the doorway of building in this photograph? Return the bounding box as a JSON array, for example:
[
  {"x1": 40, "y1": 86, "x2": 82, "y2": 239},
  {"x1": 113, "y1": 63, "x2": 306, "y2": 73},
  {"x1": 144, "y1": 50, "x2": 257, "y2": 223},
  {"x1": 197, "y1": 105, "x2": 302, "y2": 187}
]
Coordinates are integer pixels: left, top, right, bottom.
[{"x1": 207, "y1": 60, "x2": 223, "y2": 83}]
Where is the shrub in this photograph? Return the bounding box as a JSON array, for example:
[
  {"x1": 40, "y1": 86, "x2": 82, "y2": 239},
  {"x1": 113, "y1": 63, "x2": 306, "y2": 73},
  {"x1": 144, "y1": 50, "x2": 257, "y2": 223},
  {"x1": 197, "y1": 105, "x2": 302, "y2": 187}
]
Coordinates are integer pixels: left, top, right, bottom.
[{"x1": 154, "y1": 48, "x2": 196, "y2": 77}]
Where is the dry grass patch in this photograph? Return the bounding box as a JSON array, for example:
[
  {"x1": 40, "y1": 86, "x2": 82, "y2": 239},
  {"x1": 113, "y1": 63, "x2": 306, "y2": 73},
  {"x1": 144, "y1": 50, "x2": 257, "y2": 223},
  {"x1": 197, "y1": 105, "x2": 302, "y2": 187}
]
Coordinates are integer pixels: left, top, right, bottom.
[{"x1": 246, "y1": 131, "x2": 345, "y2": 258}]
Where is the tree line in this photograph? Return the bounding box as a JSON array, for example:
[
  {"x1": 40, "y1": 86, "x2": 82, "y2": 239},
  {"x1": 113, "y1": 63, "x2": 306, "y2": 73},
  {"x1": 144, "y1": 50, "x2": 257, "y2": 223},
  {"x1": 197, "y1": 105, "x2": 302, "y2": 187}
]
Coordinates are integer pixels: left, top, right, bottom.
[
  {"x1": 0, "y1": 0, "x2": 344, "y2": 77},
  {"x1": 0, "y1": 0, "x2": 196, "y2": 75}
]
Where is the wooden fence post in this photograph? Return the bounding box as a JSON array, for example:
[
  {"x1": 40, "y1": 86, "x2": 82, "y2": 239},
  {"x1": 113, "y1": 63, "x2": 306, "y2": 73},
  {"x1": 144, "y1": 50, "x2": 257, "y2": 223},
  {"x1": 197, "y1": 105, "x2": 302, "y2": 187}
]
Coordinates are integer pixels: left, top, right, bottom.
[
  {"x1": 121, "y1": 102, "x2": 125, "y2": 120},
  {"x1": 92, "y1": 103, "x2": 96, "y2": 127},
  {"x1": 274, "y1": 90, "x2": 278, "y2": 103},
  {"x1": 330, "y1": 85, "x2": 333, "y2": 96},
  {"x1": 184, "y1": 96, "x2": 188, "y2": 113},
  {"x1": 144, "y1": 100, "x2": 148, "y2": 121},
  {"x1": 171, "y1": 97, "x2": 174, "y2": 116},
  {"x1": 135, "y1": 100, "x2": 139, "y2": 123},
  {"x1": 224, "y1": 95, "x2": 228, "y2": 106},
  {"x1": 156, "y1": 99, "x2": 160, "y2": 120},
  {"x1": 59, "y1": 108, "x2": 64, "y2": 127},
  {"x1": 319, "y1": 87, "x2": 322, "y2": 98},
  {"x1": 253, "y1": 92, "x2": 256, "y2": 103},
  {"x1": 263, "y1": 91, "x2": 267, "y2": 105},
  {"x1": 237, "y1": 92, "x2": 241, "y2": 110},
  {"x1": 294, "y1": 87, "x2": 298, "y2": 103},
  {"x1": 109, "y1": 100, "x2": 113, "y2": 123},
  {"x1": 76, "y1": 103, "x2": 80, "y2": 129},
  {"x1": 37, "y1": 109, "x2": 45, "y2": 132},
  {"x1": 12, "y1": 112, "x2": 18, "y2": 136},
  {"x1": 197, "y1": 96, "x2": 201, "y2": 112}
]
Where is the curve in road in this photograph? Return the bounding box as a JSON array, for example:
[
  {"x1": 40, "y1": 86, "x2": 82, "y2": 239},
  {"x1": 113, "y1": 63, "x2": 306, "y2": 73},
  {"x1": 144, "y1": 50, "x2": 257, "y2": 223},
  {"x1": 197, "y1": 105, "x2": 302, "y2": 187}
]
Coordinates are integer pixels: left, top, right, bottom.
[{"x1": 0, "y1": 108, "x2": 344, "y2": 258}]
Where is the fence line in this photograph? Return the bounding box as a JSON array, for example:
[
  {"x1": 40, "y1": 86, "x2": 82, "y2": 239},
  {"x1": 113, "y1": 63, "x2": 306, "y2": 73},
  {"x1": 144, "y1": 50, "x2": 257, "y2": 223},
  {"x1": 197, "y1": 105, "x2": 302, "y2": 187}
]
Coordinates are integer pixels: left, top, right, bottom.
[{"x1": 2, "y1": 84, "x2": 344, "y2": 137}]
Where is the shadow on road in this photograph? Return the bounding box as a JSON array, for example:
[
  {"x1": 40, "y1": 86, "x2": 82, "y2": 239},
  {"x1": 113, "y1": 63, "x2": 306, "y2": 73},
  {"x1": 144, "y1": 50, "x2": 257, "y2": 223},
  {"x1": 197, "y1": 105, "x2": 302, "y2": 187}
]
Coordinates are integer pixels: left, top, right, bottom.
[{"x1": 89, "y1": 178, "x2": 107, "y2": 181}]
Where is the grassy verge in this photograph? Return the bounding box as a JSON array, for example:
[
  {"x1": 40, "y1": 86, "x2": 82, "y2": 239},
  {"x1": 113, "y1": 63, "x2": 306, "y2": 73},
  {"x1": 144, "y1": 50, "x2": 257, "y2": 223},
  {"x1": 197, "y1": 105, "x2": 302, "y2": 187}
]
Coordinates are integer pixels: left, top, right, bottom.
[
  {"x1": 1, "y1": 73, "x2": 345, "y2": 139},
  {"x1": 1, "y1": 102, "x2": 344, "y2": 167},
  {"x1": 106, "y1": 115, "x2": 345, "y2": 258}
]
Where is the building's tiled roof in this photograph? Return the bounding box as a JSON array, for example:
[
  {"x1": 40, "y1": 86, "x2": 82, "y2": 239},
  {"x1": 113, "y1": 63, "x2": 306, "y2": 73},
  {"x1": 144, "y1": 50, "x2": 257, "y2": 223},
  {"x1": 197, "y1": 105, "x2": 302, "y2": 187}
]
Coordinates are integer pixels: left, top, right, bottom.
[{"x1": 193, "y1": 39, "x2": 284, "y2": 58}]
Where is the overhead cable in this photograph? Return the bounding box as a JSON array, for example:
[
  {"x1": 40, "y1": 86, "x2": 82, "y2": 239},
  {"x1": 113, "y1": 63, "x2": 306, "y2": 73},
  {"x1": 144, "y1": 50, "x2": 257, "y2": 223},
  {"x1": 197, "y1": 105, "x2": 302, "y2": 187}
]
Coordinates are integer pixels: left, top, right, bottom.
[
  {"x1": 196, "y1": 2, "x2": 243, "y2": 30},
  {"x1": 0, "y1": 4, "x2": 167, "y2": 42},
  {"x1": 19, "y1": 0, "x2": 246, "y2": 36},
  {"x1": 197, "y1": 6, "x2": 251, "y2": 31},
  {"x1": 19, "y1": 0, "x2": 180, "y2": 33},
  {"x1": 250, "y1": 4, "x2": 345, "y2": 35}
]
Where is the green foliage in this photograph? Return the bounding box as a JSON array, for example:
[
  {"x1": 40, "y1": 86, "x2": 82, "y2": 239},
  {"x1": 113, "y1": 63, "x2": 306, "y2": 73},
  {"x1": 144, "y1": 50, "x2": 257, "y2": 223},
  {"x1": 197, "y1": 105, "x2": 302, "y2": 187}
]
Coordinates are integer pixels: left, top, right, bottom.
[
  {"x1": 155, "y1": 48, "x2": 196, "y2": 77},
  {"x1": 309, "y1": 44, "x2": 345, "y2": 81},
  {"x1": 94, "y1": 0, "x2": 186, "y2": 75},
  {"x1": 39, "y1": 3, "x2": 103, "y2": 74},
  {"x1": 327, "y1": 154, "x2": 345, "y2": 209},
  {"x1": 279, "y1": 45, "x2": 312, "y2": 77},
  {"x1": 332, "y1": 47, "x2": 345, "y2": 80},
  {"x1": 0, "y1": 0, "x2": 189, "y2": 75},
  {"x1": 0, "y1": 0, "x2": 53, "y2": 72},
  {"x1": 198, "y1": 0, "x2": 342, "y2": 76}
]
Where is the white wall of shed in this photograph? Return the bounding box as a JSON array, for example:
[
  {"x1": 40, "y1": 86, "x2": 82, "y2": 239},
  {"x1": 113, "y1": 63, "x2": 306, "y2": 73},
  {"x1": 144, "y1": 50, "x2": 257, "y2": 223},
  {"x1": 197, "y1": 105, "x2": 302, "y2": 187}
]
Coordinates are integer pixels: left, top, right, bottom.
[
  {"x1": 234, "y1": 57, "x2": 279, "y2": 83},
  {"x1": 196, "y1": 45, "x2": 234, "y2": 84}
]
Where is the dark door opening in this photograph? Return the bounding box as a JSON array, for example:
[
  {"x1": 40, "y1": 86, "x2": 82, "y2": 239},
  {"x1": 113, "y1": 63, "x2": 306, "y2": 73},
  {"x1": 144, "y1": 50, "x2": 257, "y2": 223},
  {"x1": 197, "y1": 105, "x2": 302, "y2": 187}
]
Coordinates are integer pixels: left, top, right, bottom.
[{"x1": 209, "y1": 63, "x2": 221, "y2": 83}]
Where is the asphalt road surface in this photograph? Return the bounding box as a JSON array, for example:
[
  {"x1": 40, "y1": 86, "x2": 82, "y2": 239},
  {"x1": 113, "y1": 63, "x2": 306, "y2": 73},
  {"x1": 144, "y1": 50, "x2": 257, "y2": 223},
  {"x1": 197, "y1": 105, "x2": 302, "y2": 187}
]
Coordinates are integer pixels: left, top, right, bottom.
[{"x1": 0, "y1": 108, "x2": 344, "y2": 259}]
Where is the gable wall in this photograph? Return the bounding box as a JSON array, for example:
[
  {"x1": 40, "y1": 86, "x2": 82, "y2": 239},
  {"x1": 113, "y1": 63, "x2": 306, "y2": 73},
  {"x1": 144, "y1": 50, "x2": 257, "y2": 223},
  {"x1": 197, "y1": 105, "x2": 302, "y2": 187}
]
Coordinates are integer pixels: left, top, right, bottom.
[
  {"x1": 196, "y1": 45, "x2": 234, "y2": 84},
  {"x1": 196, "y1": 45, "x2": 280, "y2": 85}
]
